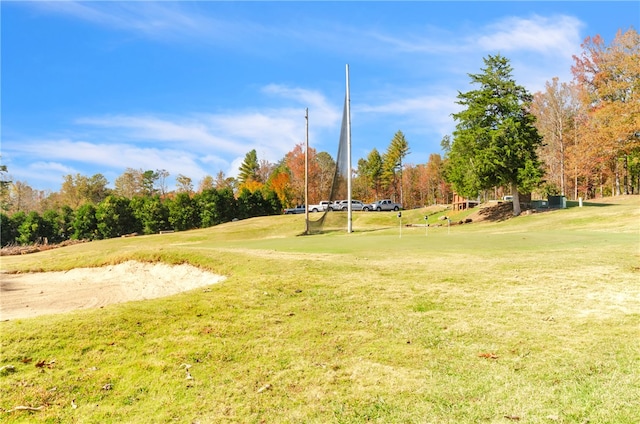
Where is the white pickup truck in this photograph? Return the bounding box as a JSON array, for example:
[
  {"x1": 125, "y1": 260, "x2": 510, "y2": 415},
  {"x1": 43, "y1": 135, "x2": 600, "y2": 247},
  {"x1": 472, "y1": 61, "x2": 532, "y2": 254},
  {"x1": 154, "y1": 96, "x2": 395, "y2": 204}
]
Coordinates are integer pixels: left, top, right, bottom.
[
  {"x1": 364, "y1": 199, "x2": 402, "y2": 212},
  {"x1": 308, "y1": 201, "x2": 332, "y2": 213}
]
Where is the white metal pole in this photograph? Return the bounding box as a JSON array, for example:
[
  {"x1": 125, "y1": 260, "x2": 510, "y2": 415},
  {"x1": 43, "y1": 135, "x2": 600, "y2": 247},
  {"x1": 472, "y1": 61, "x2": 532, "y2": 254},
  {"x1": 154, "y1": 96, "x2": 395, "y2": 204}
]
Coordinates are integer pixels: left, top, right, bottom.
[
  {"x1": 346, "y1": 64, "x2": 352, "y2": 234},
  {"x1": 305, "y1": 108, "x2": 309, "y2": 234}
]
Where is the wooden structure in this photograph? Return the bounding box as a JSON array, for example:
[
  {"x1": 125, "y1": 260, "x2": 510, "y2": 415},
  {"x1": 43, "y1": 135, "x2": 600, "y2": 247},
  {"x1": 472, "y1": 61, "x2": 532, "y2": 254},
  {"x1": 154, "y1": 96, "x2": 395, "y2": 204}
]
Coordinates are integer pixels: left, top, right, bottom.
[{"x1": 452, "y1": 193, "x2": 480, "y2": 211}]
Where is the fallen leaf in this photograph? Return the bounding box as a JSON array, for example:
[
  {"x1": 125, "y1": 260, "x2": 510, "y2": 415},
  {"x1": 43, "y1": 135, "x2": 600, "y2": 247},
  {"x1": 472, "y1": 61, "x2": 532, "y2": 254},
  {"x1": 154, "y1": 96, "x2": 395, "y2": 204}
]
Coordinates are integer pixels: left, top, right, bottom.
[
  {"x1": 504, "y1": 415, "x2": 520, "y2": 420},
  {"x1": 478, "y1": 353, "x2": 499, "y2": 359}
]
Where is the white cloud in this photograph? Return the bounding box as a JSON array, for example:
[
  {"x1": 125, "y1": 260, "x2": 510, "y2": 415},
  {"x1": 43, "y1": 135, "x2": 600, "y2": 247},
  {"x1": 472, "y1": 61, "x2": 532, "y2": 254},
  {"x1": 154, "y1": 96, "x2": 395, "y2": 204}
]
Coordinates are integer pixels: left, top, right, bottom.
[
  {"x1": 355, "y1": 90, "x2": 462, "y2": 140},
  {"x1": 28, "y1": 1, "x2": 279, "y2": 50},
  {"x1": 76, "y1": 115, "x2": 244, "y2": 154},
  {"x1": 358, "y1": 94, "x2": 453, "y2": 115},
  {"x1": 10, "y1": 161, "x2": 79, "y2": 189},
  {"x1": 33, "y1": 1, "x2": 217, "y2": 41},
  {"x1": 262, "y1": 84, "x2": 342, "y2": 126},
  {"x1": 476, "y1": 15, "x2": 583, "y2": 56},
  {"x1": 6, "y1": 83, "x2": 345, "y2": 189}
]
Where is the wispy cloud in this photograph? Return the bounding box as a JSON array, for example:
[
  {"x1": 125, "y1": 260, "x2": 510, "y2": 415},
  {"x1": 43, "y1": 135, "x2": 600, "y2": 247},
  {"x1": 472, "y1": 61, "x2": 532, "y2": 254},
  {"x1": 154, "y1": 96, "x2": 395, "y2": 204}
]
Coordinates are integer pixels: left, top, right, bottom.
[
  {"x1": 475, "y1": 15, "x2": 583, "y2": 56},
  {"x1": 6, "y1": 83, "x2": 343, "y2": 188},
  {"x1": 29, "y1": 1, "x2": 255, "y2": 45},
  {"x1": 261, "y1": 85, "x2": 342, "y2": 126},
  {"x1": 76, "y1": 115, "x2": 244, "y2": 154},
  {"x1": 353, "y1": 14, "x2": 583, "y2": 59},
  {"x1": 75, "y1": 85, "x2": 342, "y2": 166},
  {"x1": 28, "y1": 3, "x2": 584, "y2": 59},
  {"x1": 355, "y1": 89, "x2": 462, "y2": 138},
  {"x1": 6, "y1": 138, "x2": 213, "y2": 187}
]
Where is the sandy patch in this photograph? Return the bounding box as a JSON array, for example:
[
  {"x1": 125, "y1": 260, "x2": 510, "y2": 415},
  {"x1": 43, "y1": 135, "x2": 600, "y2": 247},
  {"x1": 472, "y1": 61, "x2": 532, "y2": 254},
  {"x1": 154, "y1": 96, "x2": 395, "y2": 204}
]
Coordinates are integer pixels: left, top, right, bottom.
[{"x1": 0, "y1": 261, "x2": 226, "y2": 321}]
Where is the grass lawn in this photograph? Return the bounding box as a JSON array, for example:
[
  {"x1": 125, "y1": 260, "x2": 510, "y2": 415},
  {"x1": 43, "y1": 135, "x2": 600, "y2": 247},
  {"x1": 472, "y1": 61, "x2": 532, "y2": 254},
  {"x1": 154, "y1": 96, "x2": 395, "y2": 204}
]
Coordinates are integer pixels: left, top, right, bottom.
[{"x1": 1, "y1": 196, "x2": 639, "y2": 423}]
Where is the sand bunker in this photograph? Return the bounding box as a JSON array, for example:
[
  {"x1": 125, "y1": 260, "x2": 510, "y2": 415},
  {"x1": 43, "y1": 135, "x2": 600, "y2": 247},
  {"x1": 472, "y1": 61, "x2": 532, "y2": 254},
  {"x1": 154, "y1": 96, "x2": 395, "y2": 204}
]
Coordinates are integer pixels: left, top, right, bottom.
[{"x1": 0, "y1": 261, "x2": 226, "y2": 321}]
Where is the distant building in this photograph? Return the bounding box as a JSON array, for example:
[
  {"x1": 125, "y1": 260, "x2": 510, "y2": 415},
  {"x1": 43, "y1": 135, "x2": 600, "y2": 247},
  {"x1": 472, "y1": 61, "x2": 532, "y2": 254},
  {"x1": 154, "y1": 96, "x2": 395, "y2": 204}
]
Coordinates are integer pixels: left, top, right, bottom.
[{"x1": 452, "y1": 193, "x2": 480, "y2": 211}]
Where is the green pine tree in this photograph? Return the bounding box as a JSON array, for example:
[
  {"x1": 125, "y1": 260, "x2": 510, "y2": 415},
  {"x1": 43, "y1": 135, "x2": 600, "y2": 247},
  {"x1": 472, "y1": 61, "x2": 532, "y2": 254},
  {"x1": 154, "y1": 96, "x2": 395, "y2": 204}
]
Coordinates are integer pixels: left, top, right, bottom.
[
  {"x1": 382, "y1": 131, "x2": 410, "y2": 204},
  {"x1": 238, "y1": 149, "x2": 260, "y2": 186},
  {"x1": 446, "y1": 54, "x2": 543, "y2": 216}
]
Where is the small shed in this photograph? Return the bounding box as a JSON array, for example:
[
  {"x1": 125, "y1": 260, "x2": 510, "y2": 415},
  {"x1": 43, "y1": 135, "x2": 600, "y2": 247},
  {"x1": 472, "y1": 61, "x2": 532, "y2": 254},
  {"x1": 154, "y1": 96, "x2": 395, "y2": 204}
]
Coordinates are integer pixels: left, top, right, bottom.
[{"x1": 548, "y1": 195, "x2": 567, "y2": 209}]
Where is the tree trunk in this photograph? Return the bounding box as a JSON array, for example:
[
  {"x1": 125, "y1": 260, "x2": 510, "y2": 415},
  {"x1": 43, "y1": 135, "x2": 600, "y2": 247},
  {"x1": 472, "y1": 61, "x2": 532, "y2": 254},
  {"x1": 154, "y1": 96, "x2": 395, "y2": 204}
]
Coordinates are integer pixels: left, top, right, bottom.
[
  {"x1": 511, "y1": 183, "x2": 521, "y2": 216},
  {"x1": 574, "y1": 166, "x2": 578, "y2": 201},
  {"x1": 615, "y1": 158, "x2": 621, "y2": 196},
  {"x1": 623, "y1": 155, "x2": 629, "y2": 195}
]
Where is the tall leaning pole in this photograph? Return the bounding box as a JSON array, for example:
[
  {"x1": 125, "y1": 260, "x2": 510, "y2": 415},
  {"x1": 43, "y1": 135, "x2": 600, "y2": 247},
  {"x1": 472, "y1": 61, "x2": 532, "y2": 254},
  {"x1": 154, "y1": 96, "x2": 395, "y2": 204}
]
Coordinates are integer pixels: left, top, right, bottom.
[
  {"x1": 346, "y1": 64, "x2": 353, "y2": 234},
  {"x1": 305, "y1": 107, "x2": 309, "y2": 235}
]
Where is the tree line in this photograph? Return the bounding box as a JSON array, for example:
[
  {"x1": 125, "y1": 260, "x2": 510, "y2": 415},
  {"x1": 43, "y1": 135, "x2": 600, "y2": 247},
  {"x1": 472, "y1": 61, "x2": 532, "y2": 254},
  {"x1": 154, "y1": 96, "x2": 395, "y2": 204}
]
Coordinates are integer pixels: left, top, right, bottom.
[
  {"x1": 0, "y1": 126, "x2": 447, "y2": 247},
  {"x1": 1, "y1": 27, "x2": 637, "y2": 243},
  {"x1": 0, "y1": 186, "x2": 283, "y2": 247}
]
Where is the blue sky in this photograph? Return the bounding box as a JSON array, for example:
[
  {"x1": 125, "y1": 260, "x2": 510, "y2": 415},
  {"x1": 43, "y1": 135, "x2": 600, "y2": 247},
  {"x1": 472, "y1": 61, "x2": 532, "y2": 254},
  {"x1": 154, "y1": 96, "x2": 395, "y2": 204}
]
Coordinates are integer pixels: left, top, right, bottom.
[{"x1": 2, "y1": 1, "x2": 637, "y2": 192}]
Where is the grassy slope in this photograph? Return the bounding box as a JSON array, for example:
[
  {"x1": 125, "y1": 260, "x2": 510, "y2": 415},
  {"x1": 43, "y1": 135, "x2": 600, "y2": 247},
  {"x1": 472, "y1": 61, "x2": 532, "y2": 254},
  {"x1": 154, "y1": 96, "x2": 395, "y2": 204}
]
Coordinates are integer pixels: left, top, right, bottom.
[{"x1": 1, "y1": 197, "x2": 639, "y2": 423}]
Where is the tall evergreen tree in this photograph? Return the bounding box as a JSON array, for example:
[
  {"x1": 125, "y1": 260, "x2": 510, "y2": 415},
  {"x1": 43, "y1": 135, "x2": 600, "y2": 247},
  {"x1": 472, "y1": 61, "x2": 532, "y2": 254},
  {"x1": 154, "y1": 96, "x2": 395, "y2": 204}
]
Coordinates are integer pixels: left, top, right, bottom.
[
  {"x1": 382, "y1": 131, "x2": 410, "y2": 204},
  {"x1": 446, "y1": 54, "x2": 543, "y2": 216},
  {"x1": 141, "y1": 170, "x2": 159, "y2": 196},
  {"x1": 362, "y1": 148, "x2": 383, "y2": 200},
  {"x1": 238, "y1": 149, "x2": 260, "y2": 186}
]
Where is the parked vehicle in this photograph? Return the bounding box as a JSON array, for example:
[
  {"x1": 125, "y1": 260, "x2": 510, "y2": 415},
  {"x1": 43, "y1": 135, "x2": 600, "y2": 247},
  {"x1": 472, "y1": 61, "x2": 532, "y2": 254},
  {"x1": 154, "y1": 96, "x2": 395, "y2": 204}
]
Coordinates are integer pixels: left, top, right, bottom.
[
  {"x1": 364, "y1": 199, "x2": 402, "y2": 212},
  {"x1": 284, "y1": 205, "x2": 306, "y2": 214},
  {"x1": 308, "y1": 201, "x2": 332, "y2": 213},
  {"x1": 335, "y1": 200, "x2": 366, "y2": 211}
]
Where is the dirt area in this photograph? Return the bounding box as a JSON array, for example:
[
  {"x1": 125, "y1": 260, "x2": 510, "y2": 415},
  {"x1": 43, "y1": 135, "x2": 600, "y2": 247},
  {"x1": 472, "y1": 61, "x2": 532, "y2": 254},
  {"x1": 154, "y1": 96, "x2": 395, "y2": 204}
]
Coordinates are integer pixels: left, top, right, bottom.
[
  {"x1": 0, "y1": 261, "x2": 226, "y2": 321},
  {"x1": 0, "y1": 239, "x2": 87, "y2": 256},
  {"x1": 465, "y1": 202, "x2": 517, "y2": 222}
]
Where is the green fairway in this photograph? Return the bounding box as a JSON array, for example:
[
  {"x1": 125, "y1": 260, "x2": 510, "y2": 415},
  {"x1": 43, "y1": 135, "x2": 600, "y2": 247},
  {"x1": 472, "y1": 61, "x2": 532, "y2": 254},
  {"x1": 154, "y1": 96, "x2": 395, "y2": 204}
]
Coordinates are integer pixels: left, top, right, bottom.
[{"x1": 1, "y1": 197, "x2": 639, "y2": 423}]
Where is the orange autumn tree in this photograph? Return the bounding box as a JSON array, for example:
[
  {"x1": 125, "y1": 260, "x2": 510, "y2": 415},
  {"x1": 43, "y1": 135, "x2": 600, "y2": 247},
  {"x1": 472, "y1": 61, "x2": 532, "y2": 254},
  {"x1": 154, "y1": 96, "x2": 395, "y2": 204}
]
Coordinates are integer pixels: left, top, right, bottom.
[
  {"x1": 267, "y1": 165, "x2": 291, "y2": 208},
  {"x1": 572, "y1": 27, "x2": 640, "y2": 195},
  {"x1": 284, "y1": 143, "x2": 323, "y2": 207}
]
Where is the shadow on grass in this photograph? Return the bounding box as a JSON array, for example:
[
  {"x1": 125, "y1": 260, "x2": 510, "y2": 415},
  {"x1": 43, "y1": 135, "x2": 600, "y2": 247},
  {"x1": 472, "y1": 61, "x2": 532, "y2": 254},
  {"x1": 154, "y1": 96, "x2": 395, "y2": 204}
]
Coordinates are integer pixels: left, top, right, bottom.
[
  {"x1": 565, "y1": 201, "x2": 616, "y2": 209},
  {"x1": 301, "y1": 227, "x2": 395, "y2": 236}
]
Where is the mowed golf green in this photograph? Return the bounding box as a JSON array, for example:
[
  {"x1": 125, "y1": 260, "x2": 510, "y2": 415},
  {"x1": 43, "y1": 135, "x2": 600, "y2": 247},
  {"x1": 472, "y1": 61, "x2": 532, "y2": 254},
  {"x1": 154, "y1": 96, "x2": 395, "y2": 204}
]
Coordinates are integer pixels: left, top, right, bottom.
[{"x1": 1, "y1": 197, "x2": 639, "y2": 423}]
